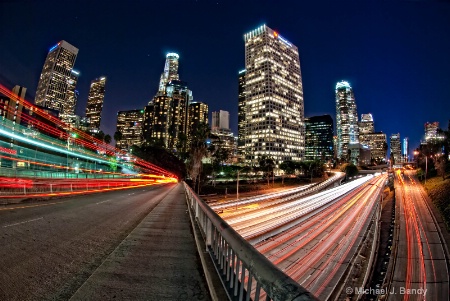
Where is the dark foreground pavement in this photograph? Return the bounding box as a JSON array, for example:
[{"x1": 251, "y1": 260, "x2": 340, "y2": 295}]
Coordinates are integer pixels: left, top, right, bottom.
[{"x1": 70, "y1": 183, "x2": 211, "y2": 301}]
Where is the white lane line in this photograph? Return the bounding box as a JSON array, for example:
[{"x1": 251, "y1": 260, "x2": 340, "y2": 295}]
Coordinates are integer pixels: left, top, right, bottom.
[
  {"x1": 3, "y1": 217, "x2": 44, "y2": 228},
  {"x1": 96, "y1": 199, "x2": 111, "y2": 205}
]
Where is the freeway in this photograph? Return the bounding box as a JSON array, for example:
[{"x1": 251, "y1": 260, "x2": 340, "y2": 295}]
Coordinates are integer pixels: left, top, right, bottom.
[
  {"x1": 0, "y1": 183, "x2": 192, "y2": 300},
  {"x1": 388, "y1": 171, "x2": 449, "y2": 301},
  {"x1": 218, "y1": 174, "x2": 386, "y2": 300}
]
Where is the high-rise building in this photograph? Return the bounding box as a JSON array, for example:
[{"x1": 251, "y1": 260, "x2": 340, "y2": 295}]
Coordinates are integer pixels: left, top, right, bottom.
[
  {"x1": 211, "y1": 110, "x2": 230, "y2": 132},
  {"x1": 237, "y1": 69, "x2": 246, "y2": 149},
  {"x1": 188, "y1": 102, "x2": 208, "y2": 132},
  {"x1": 85, "y1": 77, "x2": 107, "y2": 133},
  {"x1": 424, "y1": 122, "x2": 445, "y2": 142},
  {"x1": 336, "y1": 81, "x2": 359, "y2": 161},
  {"x1": 35, "y1": 40, "x2": 79, "y2": 117},
  {"x1": 359, "y1": 113, "x2": 374, "y2": 135},
  {"x1": 157, "y1": 53, "x2": 179, "y2": 95},
  {"x1": 402, "y1": 137, "x2": 409, "y2": 162},
  {"x1": 116, "y1": 109, "x2": 144, "y2": 150},
  {"x1": 390, "y1": 133, "x2": 401, "y2": 164},
  {"x1": 2, "y1": 85, "x2": 26, "y2": 125},
  {"x1": 359, "y1": 132, "x2": 387, "y2": 163},
  {"x1": 243, "y1": 25, "x2": 304, "y2": 164},
  {"x1": 304, "y1": 115, "x2": 334, "y2": 161},
  {"x1": 146, "y1": 53, "x2": 194, "y2": 152}
]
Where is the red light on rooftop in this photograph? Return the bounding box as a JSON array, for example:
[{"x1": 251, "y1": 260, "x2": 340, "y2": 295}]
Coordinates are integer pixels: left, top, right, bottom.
[{"x1": 274, "y1": 31, "x2": 278, "y2": 37}]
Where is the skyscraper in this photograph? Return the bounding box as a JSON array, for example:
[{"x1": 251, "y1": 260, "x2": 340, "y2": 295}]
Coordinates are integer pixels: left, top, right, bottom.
[
  {"x1": 358, "y1": 113, "x2": 387, "y2": 163},
  {"x1": 335, "y1": 81, "x2": 359, "y2": 161},
  {"x1": 85, "y1": 77, "x2": 107, "y2": 133},
  {"x1": 211, "y1": 110, "x2": 230, "y2": 132},
  {"x1": 188, "y1": 102, "x2": 209, "y2": 130},
  {"x1": 237, "y1": 69, "x2": 246, "y2": 155},
  {"x1": 359, "y1": 113, "x2": 374, "y2": 135},
  {"x1": 157, "y1": 53, "x2": 179, "y2": 95},
  {"x1": 402, "y1": 137, "x2": 409, "y2": 162},
  {"x1": 146, "y1": 53, "x2": 193, "y2": 152},
  {"x1": 116, "y1": 109, "x2": 144, "y2": 150},
  {"x1": 243, "y1": 25, "x2": 305, "y2": 164},
  {"x1": 35, "y1": 40, "x2": 79, "y2": 117},
  {"x1": 304, "y1": 115, "x2": 334, "y2": 161},
  {"x1": 390, "y1": 133, "x2": 401, "y2": 165}
]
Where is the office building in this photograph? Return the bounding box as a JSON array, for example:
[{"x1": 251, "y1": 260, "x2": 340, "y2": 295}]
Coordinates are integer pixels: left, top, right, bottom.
[
  {"x1": 1, "y1": 85, "x2": 26, "y2": 125},
  {"x1": 116, "y1": 109, "x2": 144, "y2": 150},
  {"x1": 402, "y1": 137, "x2": 409, "y2": 162},
  {"x1": 390, "y1": 133, "x2": 402, "y2": 164},
  {"x1": 157, "y1": 53, "x2": 179, "y2": 95},
  {"x1": 243, "y1": 25, "x2": 305, "y2": 164},
  {"x1": 188, "y1": 102, "x2": 208, "y2": 132},
  {"x1": 211, "y1": 110, "x2": 230, "y2": 132},
  {"x1": 146, "y1": 53, "x2": 194, "y2": 152},
  {"x1": 237, "y1": 69, "x2": 246, "y2": 150},
  {"x1": 336, "y1": 81, "x2": 359, "y2": 161},
  {"x1": 85, "y1": 77, "x2": 107, "y2": 133},
  {"x1": 304, "y1": 115, "x2": 334, "y2": 161},
  {"x1": 424, "y1": 122, "x2": 445, "y2": 142},
  {"x1": 359, "y1": 132, "x2": 387, "y2": 163},
  {"x1": 35, "y1": 40, "x2": 79, "y2": 117},
  {"x1": 359, "y1": 113, "x2": 374, "y2": 135}
]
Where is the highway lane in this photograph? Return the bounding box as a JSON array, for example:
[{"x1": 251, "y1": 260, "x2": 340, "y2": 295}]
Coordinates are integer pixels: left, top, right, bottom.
[
  {"x1": 389, "y1": 171, "x2": 449, "y2": 301},
  {"x1": 0, "y1": 183, "x2": 176, "y2": 301},
  {"x1": 219, "y1": 174, "x2": 386, "y2": 300}
]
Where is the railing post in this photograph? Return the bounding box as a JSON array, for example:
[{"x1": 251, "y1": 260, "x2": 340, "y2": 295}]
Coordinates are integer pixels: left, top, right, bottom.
[
  {"x1": 206, "y1": 219, "x2": 212, "y2": 250},
  {"x1": 50, "y1": 184, "x2": 53, "y2": 193}
]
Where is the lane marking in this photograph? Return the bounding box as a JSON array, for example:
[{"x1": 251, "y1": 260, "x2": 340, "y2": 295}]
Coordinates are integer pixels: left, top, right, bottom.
[
  {"x1": 3, "y1": 217, "x2": 43, "y2": 228},
  {"x1": 0, "y1": 201, "x2": 68, "y2": 211},
  {"x1": 96, "y1": 199, "x2": 111, "y2": 205}
]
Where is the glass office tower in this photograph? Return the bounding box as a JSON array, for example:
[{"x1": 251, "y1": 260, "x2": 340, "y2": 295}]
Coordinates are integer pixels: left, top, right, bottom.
[{"x1": 243, "y1": 25, "x2": 304, "y2": 165}]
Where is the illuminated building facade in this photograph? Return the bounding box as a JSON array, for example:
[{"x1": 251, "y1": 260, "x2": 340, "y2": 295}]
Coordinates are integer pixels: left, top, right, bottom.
[
  {"x1": 336, "y1": 81, "x2": 359, "y2": 161},
  {"x1": 424, "y1": 122, "x2": 445, "y2": 142},
  {"x1": 85, "y1": 77, "x2": 107, "y2": 133},
  {"x1": 211, "y1": 110, "x2": 229, "y2": 131},
  {"x1": 157, "y1": 53, "x2": 179, "y2": 95},
  {"x1": 304, "y1": 115, "x2": 334, "y2": 161},
  {"x1": 147, "y1": 53, "x2": 194, "y2": 152},
  {"x1": 1, "y1": 85, "x2": 26, "y2": 125},
  {"x1": 359, "y1": 132, "x2": 387, "y2": 163},
  {"x1": 237, "y1": 69, "x2": 246, "y2": 149},
  {"x1": 188, "y1": 102, "x2": 208, "y2": 132},
  {"x1": 359, "y1": 113, "x2": 374, "y2": 134},
  {"x1": 35, "y1": 40, "x2": 79, "y2": 117},
  {"x1": 390, "y1": 133, "x2": 402, "y2": 164},
  {"x1": 243, "y1": 25, "x2": 305, "y2": 164},
  {"x1": 116, "y1": 109, "x2": 144, "y2": 150},
  {"x1": 402, "y1": 137, "x2": 409, "y2": 162}
]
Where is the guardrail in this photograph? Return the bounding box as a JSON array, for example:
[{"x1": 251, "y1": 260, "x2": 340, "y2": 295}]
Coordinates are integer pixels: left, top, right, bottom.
[{"x1": 183, "y1": 182, "x2": 318, "y2": 301}]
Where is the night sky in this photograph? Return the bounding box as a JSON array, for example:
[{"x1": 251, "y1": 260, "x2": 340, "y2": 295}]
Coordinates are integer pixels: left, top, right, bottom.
[{"x1": 1, "y1": 0, "x2": 450, "y2": 157}]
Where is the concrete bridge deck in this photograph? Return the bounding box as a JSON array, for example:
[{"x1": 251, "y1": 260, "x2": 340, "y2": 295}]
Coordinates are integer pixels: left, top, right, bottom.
[{"x1": 70, "y1": 183, "x2": 212, "y2": 301}]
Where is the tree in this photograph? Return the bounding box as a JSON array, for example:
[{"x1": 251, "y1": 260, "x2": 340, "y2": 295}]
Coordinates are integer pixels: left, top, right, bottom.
[
  {"x1": 280, "y1": 160, "x2": 296, "y2": 176},
  {"x1": 114, "y1": 131, "x2": 123, "y2": 146},
  {"x1": 259, "y1": 155, "x2": 275, "y2": 186},
  {"x1": 186, "y1": 122, "x2": 210, "y2": 193},
  {"x1": 104, "y1": 134, "x2": 112, "y2": 144}
]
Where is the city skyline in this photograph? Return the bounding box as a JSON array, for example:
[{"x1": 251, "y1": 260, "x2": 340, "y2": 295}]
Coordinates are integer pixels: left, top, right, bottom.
[{"x1": 1, "y1": 0, "x2": 450, "y2": 156}]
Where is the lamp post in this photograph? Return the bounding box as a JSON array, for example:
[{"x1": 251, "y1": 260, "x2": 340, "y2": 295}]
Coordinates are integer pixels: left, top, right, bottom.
[{"x1": 425, "y1": 155, "x2": 428, "y2": 184}]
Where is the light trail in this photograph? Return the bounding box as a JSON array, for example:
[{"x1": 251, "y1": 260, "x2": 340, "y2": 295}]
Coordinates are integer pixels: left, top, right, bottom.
[{"x1": 220, "y1": 174, "x2": 387, "y2": 300}]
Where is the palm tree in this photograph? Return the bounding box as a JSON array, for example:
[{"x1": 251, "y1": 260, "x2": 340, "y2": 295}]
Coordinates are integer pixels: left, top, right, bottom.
[{"x1": 186, "y1": 122, "x2": 210, "y2": 193}]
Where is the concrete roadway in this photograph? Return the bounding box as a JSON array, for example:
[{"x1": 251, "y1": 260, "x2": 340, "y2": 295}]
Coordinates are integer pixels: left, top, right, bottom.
[
  {"x1": 0, "y1": 183, "x2": 210, "y2": 301},
  {"x1": 389, "y1": 171, "x2": 449, "y2": 301}
]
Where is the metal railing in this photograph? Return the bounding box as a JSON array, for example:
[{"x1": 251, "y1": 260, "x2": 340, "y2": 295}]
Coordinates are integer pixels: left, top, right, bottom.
[{"x1": 183, "y1": 182, "x2": 318, "y2": 301}]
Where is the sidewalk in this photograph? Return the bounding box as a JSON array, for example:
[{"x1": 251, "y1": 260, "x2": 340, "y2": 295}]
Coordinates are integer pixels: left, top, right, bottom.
[{"x1": 70, "y1": 183, "x2": 211, "y2": 301}]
